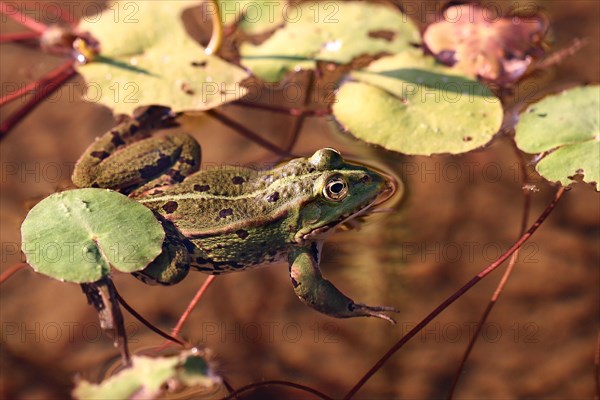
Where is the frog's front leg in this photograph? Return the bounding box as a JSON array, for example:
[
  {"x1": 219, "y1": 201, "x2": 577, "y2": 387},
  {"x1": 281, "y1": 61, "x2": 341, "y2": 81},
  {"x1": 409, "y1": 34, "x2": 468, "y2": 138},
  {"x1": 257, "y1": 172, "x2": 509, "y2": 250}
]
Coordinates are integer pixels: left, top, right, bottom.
[
  {"x1": 72, "y1": 106, "x2": 200, "y2": 195},
  {"x1": 288, "y1": 243, "x2": 398, "y2": 323},
  {"x1": 132, "y1": 219, "x2": 191, "y2": 285}
]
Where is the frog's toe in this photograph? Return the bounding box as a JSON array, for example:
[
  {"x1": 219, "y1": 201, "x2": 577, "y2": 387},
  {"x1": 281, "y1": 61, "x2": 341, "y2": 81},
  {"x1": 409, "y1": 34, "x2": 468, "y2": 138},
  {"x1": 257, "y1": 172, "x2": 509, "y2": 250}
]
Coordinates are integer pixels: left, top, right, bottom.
[{"x1": 349, "y1": 303, "x2": 399, "y2": 324}]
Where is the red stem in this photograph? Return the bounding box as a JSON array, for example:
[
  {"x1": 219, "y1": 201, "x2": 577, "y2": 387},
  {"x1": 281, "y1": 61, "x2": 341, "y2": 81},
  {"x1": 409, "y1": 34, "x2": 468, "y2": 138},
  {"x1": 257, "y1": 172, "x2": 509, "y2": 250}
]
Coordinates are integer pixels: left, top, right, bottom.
[
  {"x1": 0, "y1": 60, "x2": 74, "y2": 107},
  {"x1": 343, "y1": 186, "x2": 567, "y2": 400},
  {"x1": 170, "y1": 275, "x2": 216, "y2": 339},
  {"x1": 205, "y1": 109, "x2": 294, "y2": 157},
  {"x1": 234, "y1": 99, "x2": 331, "y2": 117},
  {"x1": 221, "y1": 380, "x2": 333, "y2": 400},
  {"x1": 447, "y1": 143, "x2": 532, "y2": 397},
  {"x1": 0, "y1": 263, "x2": 28, "y2": 285},
  {"x1": 282, "y1": 71, "x2": 315, "y2": 154},
  {"x1": 114, "y1": 291, "x2": 185, "y2": 346},
  {"x1": 595, "y1": 331, "x2": 600, "y2": 400},
  {"x1": 0, "y1": 60, "x2": 75, "y2": 138},
  {"x1": 0, "y1": 2, "x2": 48, "y2": 33},
  {"x1": 0, "y1": 31, "x2": 40, "y2": 42},
  {"x1": 20, "y1": 0, "x2": 75, "y2": 25}
]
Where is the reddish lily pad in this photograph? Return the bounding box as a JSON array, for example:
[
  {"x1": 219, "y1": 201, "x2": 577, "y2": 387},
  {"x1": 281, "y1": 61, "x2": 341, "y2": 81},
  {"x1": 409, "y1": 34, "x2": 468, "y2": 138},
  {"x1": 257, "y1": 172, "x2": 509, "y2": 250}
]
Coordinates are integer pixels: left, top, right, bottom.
[{"x1": 423, "y1": 4, "x2": 546, "y2": 85}]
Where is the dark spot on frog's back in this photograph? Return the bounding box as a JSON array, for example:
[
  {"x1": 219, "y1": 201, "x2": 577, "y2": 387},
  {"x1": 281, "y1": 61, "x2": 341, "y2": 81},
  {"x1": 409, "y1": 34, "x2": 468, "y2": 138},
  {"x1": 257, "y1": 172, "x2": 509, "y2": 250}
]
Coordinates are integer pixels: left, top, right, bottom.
[
  {"x1": 162, "y1": 201, "x2": 178, "y2": 213},
  {"x1": 140, "y1": 155, "x2": 172, "y2": 179},
  {"x1": 129, "y1": 124, "x2": 139, "y2": 134},
  {"x1": 194, "y1": 184, "x2": 210, "y2": 192},
  {"x1": 236, "y1": 229, "x2": 249, "y2": 239},
  {"x1": 219, "y1": 208, "x2": 233, "y2": 218},
  {"x1": 266, "y1": 192, "x2": 280, "y2": 202},
  {"x1": 90, "y1": 151, "x2": 110, "y2": 160},
  {"x1": 110, "y1": 130, "x2": 125, "y2": 146},
  {"x1": 167, "y1": 169, "x2": 185, "y2": 183},
  {"x1": 232, "y1": 176, "x2": 244, "y2": 185}
]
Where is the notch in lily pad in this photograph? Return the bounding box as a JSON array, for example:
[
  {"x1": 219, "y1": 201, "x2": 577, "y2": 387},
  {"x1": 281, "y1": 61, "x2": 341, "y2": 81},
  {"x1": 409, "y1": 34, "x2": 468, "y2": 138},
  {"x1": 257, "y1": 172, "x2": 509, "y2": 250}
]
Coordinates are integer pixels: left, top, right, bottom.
[
  {"x1": 21, "y1": 188, "x2": 165, "y2": 283},
  {"x1": 515, "y1": 85, "x2": 599, "y2": 190}
]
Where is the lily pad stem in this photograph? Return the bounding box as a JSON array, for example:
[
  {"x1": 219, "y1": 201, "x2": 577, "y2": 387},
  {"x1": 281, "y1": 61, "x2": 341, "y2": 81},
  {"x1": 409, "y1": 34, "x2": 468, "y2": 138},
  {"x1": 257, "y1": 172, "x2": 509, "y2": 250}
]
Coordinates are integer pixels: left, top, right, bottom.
[{"x1": 205, "y1": 0, "x2": 223, "y2": 55}]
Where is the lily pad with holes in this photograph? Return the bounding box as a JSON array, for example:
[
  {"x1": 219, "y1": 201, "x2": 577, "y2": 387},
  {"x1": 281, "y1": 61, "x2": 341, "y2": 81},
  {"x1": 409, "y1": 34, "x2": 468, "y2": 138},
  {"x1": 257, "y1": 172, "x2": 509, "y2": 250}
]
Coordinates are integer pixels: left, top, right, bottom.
[
  {"x1": 423, "y1": 4, "x2": 546, "y2": 85},
  {"x1": 77, "y1": 0, "x2": 249, "y2": 115},
  {"x1": 73, "y1": 349, "x2": 220, "y2": 399},
  {"x1": 240, "y1": 1, "x2": 420, "y2": 82},
  {"x1": 218, "y1": 0, "x2": 285, "y2": 34},
  {"x1": 515, "y1": 86, "x2": 600, "y2": 190},
  {"x1": 332, "y1": 49, "x2": 503, "y2": 155},
  {"x1": 21, "y1": 188, "x2": 164, "y2": 283}
]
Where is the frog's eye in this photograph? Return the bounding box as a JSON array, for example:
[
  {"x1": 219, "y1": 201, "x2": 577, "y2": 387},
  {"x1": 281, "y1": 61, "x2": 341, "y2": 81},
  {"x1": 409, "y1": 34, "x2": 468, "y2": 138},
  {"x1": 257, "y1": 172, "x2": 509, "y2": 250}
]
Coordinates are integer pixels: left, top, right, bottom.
[{"x1": 323, "y1": 176, "x2": 348, "y2": 201}]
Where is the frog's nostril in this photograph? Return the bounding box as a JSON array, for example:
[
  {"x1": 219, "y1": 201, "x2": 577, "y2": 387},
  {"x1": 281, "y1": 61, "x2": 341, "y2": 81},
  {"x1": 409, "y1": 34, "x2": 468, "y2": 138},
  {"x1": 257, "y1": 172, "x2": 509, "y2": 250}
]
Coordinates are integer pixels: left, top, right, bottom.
[{"x1": 361, "y1": 174, "x2": 372, "y2": 184}]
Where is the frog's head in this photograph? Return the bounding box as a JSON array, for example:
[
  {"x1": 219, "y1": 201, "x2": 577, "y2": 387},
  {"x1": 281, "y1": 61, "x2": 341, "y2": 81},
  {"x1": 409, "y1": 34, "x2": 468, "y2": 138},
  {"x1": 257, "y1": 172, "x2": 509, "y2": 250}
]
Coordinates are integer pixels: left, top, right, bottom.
[{"x1": 294, "y1": 148, "x2": 395, "y2": 243}]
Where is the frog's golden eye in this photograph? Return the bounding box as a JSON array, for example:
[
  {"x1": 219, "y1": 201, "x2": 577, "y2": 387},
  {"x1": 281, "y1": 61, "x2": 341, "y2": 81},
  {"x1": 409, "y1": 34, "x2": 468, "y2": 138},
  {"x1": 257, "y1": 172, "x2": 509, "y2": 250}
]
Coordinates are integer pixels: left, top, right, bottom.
[{"x1": 323, "y1": 176, "x2": 348, "y2": 201}]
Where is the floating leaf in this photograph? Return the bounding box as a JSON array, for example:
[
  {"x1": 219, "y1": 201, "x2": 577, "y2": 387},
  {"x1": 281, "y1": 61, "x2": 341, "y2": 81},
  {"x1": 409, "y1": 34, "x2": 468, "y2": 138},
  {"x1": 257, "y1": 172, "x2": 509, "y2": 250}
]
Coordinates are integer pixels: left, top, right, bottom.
[
  {"x1": 240, "y1": 1, "x2": 419, "y2": 82},
  {"x1": 77, "y1": 1, "x2": 249, "y2": 114},
  {"x1": 21, "y1": 189, "x2": 164, "y2": 283},
  {"x1": 218, "y1": 0, "x2": 285, "y2": 34},
  {"x1": 515, "y1": 86, "x2": 599, "y2": 190},
  {"x1": 423, "y1": 4, "x2": 546, "y2": 85},
  {"x1": 73, "y1": 349, "x2": 220, "y2": 400},
  {"x1": 332, "y1": 50, "x2": 503, "y2": 155}
]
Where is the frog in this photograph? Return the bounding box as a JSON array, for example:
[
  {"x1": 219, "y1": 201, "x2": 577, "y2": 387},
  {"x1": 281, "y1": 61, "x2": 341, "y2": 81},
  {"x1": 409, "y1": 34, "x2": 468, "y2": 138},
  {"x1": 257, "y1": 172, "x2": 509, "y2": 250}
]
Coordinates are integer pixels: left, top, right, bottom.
[{"x1": 72, "y1": 106, "x2": 399, "y2": 323}]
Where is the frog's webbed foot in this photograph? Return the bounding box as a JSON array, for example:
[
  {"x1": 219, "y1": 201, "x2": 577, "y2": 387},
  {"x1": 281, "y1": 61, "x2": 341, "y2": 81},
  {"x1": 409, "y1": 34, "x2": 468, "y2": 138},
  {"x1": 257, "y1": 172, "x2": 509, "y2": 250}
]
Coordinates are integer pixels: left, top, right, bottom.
[
  {"x1": 288, "y1": 245, "x2": 398, "y2": 324},
  {"x1": 348, "y1": 303, "x2": 399, "y2": 324}
]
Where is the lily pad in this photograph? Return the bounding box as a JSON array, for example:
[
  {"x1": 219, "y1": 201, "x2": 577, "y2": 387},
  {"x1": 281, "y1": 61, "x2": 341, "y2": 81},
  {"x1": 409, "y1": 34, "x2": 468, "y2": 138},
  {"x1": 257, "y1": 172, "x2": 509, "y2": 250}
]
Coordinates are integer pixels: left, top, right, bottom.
[
  {"x1": 21, "y1": 188, "x2": 165, "y2": 283},
  {"x1": 240, "y1": 1, "x2": 420, "y2": 82},
  {"x1": 423, "y1": 4, "x2": 546, "y2": 85},
  {"x1": 73, "y1": 349, "x2": 220, "y2": 400},
  {"x1": 515, "y1": 86, "x2": 599, "y2": 190},
  {"x1": 218, "y1": 0, "x2": 285, "y2": 34},
  {"x1": 77, "y1": 1, "x2": 249, "y2": 114},
  {"x1": 332, "y1": 50, "x2": 503, "y2": 155}
]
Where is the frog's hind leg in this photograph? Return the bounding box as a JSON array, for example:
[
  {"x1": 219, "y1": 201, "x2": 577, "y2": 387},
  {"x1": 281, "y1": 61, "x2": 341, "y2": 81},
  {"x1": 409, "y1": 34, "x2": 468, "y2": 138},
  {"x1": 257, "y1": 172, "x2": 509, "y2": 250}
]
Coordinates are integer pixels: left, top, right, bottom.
[
  {"x1": 288, "y1": 243, "x2": 398, "y2": 323},
  {"x1": 72, "y1": 106, "x2": 200, "y2": 195}
]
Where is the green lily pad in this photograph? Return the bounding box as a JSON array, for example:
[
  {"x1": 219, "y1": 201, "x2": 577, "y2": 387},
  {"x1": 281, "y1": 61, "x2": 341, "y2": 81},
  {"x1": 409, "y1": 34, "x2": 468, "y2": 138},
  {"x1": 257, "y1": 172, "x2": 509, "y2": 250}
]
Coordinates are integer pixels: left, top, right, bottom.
[
  {"x1": 515, "y1": 86, "x2": 600, "y2": 190},
  {"x1": 21, "y1": 189, "x2": 165, "y2": 283},
  {"x1": 240, "y1": 1, "x2": 419, "y2": 82},
  {"x1": 73, "y1": 349, "x2": 220, "y2": 400},
  {"x1": 218, "y1": 0, "x2": 285, "y2": 34},
  {"x1": 332, "y1": 50, "x2": 503, "y2": 155},
  {"x1": 77, "y1": 0, "x2": 249, "y2": 114}
]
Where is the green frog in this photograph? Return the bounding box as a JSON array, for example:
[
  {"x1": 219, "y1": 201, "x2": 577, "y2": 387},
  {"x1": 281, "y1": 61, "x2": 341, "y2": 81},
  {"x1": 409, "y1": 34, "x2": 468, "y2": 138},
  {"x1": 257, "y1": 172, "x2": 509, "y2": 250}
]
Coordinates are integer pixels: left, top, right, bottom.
[{"x1": 72, "y1": 106, "x2": 398, "y2": 323}]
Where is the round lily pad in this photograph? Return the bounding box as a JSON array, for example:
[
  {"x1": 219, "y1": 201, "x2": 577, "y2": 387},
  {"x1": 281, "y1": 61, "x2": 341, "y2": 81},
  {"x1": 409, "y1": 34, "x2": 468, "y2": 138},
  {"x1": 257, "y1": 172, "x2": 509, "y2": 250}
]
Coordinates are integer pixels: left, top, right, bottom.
[
  {"x1": 240, "y1": 1, "x2": 419, "y2": 82},
  {"x1": 332, "y1": 50, "x2": 503, "y2": 155},
  {"x1": 77, "y1": 0, "x2": 249, "y2": 114},
  {"x1": 515, "y1": 85, "x2": 599, "y2": 190},
  {"x1": 21, "y1": 188, "x2": 165, "y2": 283}
]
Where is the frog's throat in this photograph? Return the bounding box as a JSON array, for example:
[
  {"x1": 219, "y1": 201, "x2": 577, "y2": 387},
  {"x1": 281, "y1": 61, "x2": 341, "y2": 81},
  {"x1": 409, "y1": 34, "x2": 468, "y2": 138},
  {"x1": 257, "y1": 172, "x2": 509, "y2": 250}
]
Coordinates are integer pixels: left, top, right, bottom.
[{"x1": 298, "y1": 197, "x2": 377, "y2": 243}]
